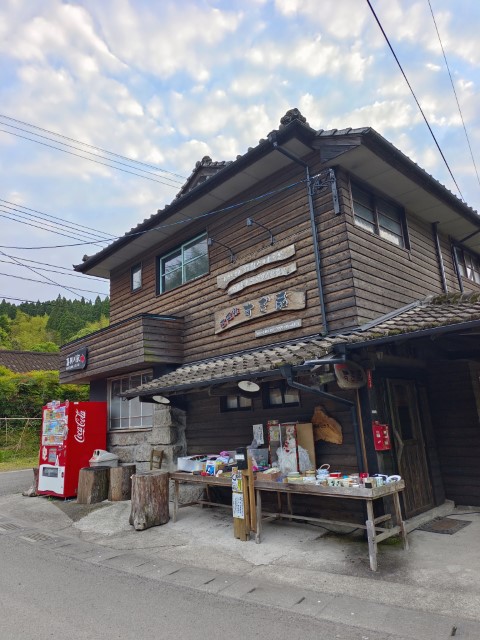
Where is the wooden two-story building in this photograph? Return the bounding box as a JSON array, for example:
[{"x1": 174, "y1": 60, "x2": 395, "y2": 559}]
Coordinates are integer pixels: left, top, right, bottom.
[{"x1": 60, "y1": 109, "x2": 480, "y2": 519}]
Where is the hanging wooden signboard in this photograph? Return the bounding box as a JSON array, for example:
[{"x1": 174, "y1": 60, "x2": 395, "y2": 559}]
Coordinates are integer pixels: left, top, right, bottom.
[
  {"x1": 216, "y1": 244, "x2": 296, "y2": 289},
  {"x1": 215, "y1": 289, "x2": 306, "y2": 334},
  {"x1": 227, "y1": 262, "x2": 297, "y2": 295}
]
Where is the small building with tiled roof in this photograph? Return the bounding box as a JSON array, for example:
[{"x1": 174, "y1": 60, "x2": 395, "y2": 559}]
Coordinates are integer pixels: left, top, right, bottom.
[
  {"x1": 62, "y1": 109, "x2": 480, "y2": 522},
  {"x1": 0, "y1": 350, "x2": 60, "y2": 373}
]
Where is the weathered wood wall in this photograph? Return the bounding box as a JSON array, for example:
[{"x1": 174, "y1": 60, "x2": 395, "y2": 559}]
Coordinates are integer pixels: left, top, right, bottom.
[{"x1": 428, "y1": 360, "x2": 480, "y2": 506}]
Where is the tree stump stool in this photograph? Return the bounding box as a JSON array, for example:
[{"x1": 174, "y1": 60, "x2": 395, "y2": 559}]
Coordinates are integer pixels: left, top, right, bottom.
[
  {"x1": 108, "y1": 464, "x2": 136, "y2": 501},
  {"x1": 77, "y1": 466, "x2": 109, "y2": 504},
  {"x1": 129, "y1": 470, "x2": 170, "y2": 530}
]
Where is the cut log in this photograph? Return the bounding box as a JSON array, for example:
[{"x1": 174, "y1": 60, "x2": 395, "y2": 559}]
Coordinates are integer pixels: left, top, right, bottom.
[
  {"x1": 77, "y1": 466, "x2": 109, "y2": 504},
  {"x1": 129, "y1": 470, "x2": 169, "y2": 530},
  {"x1": 108, "y1": 464, "x2": 136, "y2": 501}
]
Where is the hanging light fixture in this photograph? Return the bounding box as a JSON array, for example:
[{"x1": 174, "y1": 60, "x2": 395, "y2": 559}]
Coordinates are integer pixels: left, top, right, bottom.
[
  {"x1": 151, "y1": 395, "x2": 171, "y2": 405},
  {"x1": 237, "y1": 380, "x2": 260, "y2": 393}
]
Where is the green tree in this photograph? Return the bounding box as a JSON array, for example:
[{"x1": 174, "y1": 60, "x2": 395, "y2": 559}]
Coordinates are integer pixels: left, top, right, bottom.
[{"x1": 8, "y1": 312, "x2": 56, "y2": 351}]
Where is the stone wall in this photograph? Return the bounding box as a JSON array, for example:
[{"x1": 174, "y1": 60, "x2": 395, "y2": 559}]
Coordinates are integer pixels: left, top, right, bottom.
[{"x1": 108, "y1": 405, "x2": 187, "y2": 472}]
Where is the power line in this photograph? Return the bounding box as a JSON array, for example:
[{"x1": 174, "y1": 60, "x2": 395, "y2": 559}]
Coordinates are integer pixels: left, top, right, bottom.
[
  {"x1": 0, "y1": 198, "x2": 117, "y2": 241},
  {"x1": 0, "y1": 249, "x2": 90, "y2": 300},
  {"x1": 0, "y1": 257, "x2": 105, "y2": 280},
  {"x1": 0, "y1": 128, "x2": 183, "y2": 190},
  {"x1": 427, "y1": 0, "x2": 480, "y2": 190},
  {"x1": 0, "y1": 176, "x2": 307, "y2": 250},
  {"x1": 0, "y1": 210, "x2": 110, "y2": 246},
  {"x1": 0, "y1": 295, "x2": 47, "y2": 304},
  {"x1": 1, "y1": 120, "x2": 184, "y2": 188},
  {"x1": 0, "y1": 113, "x2": 187, "y2": 181},
  {"x1": 0, "y1": 270, "x2": 108, "y2": 296},
  {"x1": 365, "y1": 0, "x2": 464, "y2": 201}
]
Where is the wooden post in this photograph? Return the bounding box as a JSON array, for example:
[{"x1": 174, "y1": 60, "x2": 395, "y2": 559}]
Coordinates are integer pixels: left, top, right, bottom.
[
  {"x1": 232, "y1": 468, "x2": 249, "y2": 541},
  {"x1": 244, "y1": 456, "x2": 256, "y2": 533},
  {"x1": 129, "y1": 470, "x2": 169, "y2": 531},
  {"x1": 108, "y1": 464, "x2": 136, "y2": 501},
  {"x1": 77, "y1": 466, "x2": 109, "y2": 504}
]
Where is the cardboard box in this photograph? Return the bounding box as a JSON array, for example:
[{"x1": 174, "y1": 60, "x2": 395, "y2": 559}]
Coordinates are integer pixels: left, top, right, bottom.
[
  {"x1": 296, "y1": 422, "x2": 316, "y2": 471},
  {"x1": 255, "y1": 471, "x2": 281, "y2": 482}
]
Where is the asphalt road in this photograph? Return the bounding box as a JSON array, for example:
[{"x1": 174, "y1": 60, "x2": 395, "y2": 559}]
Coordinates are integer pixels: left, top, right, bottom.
[
  {"x1": 0, "y1": 533, "x2": 391, "y2": 640},
  {"x1": 0, "y1": 468, "x2": 33, "y2": 496}
]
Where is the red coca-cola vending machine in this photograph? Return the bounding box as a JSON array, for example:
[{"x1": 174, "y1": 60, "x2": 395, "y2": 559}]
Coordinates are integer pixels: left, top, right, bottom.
[{"x1": 37, "y1": 400, "x2": 107, "y2": 498}]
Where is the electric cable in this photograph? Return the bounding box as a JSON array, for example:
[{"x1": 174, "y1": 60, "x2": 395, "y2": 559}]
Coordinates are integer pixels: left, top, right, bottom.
[
  {"x1": 0, "y1": 113, "x2": 187, "y2": 181},
  {"x1": 0, "y1": 270, "x2": 108, "y2": 296},
  {"x1": 0, "y1": 257, "x2": 105, "y2": 280},
  {"x1": 0, "y1": 128, "x2": 182, "y2": 189},
  {"x1": 0, "y1": 175, "x2": 308, "y2": 250},
  {"x1": 0, "y1": 249, "x2": 96, "y2": 300},
  {"x1": 365, "y1": 0, "x2": 464, "y2": 201},
  {"x1": 0, "y1": 210, "x2": 110, "y2": 247},
  {"x1": 427, "y1": 0, "x2": 480, "y2": 190},
  {"x1": 0, "y1": 198, "x2": 117, "y2": 241},
  {"x1": 0, "y1": 120, "x2": 184, "y2": 187}
]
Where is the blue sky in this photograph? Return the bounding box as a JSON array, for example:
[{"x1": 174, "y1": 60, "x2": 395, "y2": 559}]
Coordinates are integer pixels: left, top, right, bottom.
[{"x1": 1, "y1": 0, "x2": 480, "y2": 303}]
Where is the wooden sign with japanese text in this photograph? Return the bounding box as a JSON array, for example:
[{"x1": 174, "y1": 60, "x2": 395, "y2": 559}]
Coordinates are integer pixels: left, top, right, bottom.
[
  {"x1": 216, "y1": 244, "x2": 296, "y2": 289},
  {"x1": 215, "y1": 289, "x2": 306, "y2": 334},
  {"x1": 227, "y1": 262, "x2": 297, "y2": 295}
]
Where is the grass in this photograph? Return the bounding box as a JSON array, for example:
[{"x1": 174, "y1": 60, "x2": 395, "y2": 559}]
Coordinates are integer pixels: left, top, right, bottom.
[{"x1": 0, "y1": 454, "x2": 38, "y2": 472}]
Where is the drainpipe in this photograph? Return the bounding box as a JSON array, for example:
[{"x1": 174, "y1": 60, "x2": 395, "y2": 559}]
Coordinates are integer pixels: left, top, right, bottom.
[
  {"x1": 432, "y1": 222, "x2": 448, "y2": 293},
  {"x1": 269, "y1": 138, "x2": 329, "y2": 335},
  {"x1": 280, "y1": 364, "x2": 365, "y2": 473}
]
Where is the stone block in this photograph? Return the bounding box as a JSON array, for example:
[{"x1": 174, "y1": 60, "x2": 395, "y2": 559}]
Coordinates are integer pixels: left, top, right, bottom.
[
  {"x1": 109, "y1": 431, "x2": 148, "y2": 446},
  {"x1": 148, "y1": 426, "x2": 177, "y2": 445},
  {"x1": 153, "y1": 406, "x2": 172, "y2": 428}
]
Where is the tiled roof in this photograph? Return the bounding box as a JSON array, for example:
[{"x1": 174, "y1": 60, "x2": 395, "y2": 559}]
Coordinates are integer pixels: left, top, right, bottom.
[
  {"x1": 0, "y1": 350, "x2": 60, "y2": 373},
  {"x1": 123, "y1": 293, "x2": 480, "y2": 398}
]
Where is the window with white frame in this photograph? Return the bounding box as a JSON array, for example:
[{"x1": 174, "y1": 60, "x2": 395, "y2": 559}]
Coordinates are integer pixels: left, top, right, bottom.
[
  {"x1": 351, "y1": 181, "x2": 409, "y2": 249},
  {"x1": 158, "y1": 233, "x2": 209, "y2": 293},
  {"x1": 109, "y1": 371, "x2": 153, "y2": 430},
  {"x1": 454, "y1": 246, "x2": 480, "y2": 284}
]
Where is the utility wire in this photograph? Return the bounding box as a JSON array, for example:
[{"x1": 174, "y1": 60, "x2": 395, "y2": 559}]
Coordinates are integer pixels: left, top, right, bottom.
[
  {"x1": 1, "y1": 120, "x2": 184, "y2": 187},
  {"x1": 427, "y1": 0, "x2": 480, "y2": 190},
  {"x1": 0, "y1": 249, "x2": 89, "y2": 300},
  {"x1": 0, "y1": 198, "x2": 117, "y2": 241},
  {"x1": 0, "y1": 176, "x2": 308, "y2": 250},
  {"x1": 0, "y1": 210, "x2": 110, "y2": 247},
  {"x1": 0, "y1": 270, "x2": 108, "y2": 296},
  {"x1": 0, "y1": 113, "x2": 187, "y2": 181},
  {"x1": 0, "y1": 295, "x2": 50, "y2": 304},
  {"x1": 0, "y1": 128, "x2": 182, "y2": 190},
  {"x1": 365, "y1": 0, "x2": 464, "y2": 201},
  {"x1": 0, "y1": 257, "x2": 105, "y2": 280}
]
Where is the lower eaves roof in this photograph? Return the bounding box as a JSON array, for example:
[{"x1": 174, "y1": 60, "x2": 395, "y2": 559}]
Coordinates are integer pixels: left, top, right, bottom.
[{"x1": 123, "y1": 292, "x2": 480, "y2": 398}]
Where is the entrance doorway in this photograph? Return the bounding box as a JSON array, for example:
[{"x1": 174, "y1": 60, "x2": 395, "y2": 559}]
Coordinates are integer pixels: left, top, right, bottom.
[{"x1": 387, "y1": 379, "x2": 434, "y2": 518}]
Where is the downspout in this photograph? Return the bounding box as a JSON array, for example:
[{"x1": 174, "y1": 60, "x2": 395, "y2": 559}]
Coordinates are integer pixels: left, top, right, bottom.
[
  {"x1": 432, "y1": 222, "x2": 448, "y2": 293},
  {"x1": 280, "y1": 364, "x2": 365, "y2": 473},
  {"x1": 269, "y1": 138, "x2": 329, "y2": 335}
]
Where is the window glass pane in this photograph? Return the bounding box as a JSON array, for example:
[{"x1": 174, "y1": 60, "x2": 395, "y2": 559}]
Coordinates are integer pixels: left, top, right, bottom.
[
  {"x1": 351, "y1": 184, "x2": 372, "y2": 208},
  {"x1": 269, "y1": 388, "x2": 283, "y2": 405},
  {"x1": 377, "y1": 199, "x2": 401, "y2": 221},
  {"x1": 163, "y1": 251, "x2": 182, "y2": 274},
  {"x1": 131, "y1": 264, "x2": 142, "y2": 290},
  {"x1": 379, "y1": 228, "x2": 404, "y2": 247},
  {"x1": 455, "y1": 248, "x2": 466, "y2": 276},
  {"x1": 184, "y1": 235, "x2": 207, "y2": 262},
  {"x1": 284, "y1": 387, "x2": 300, "y2": 404},
  {"x1": 110, "y1": 418, "x2": 121, "y2": 430},
  {"x1": 163, "y1": 267, "x2": 182, "y2": 292},
  {"x1": 226, "y1": 395, "x2": 238, "y2": 409},
  {"x1": 239, "y1": 396, "x2": 252, "y2": 408},
  {"x1": 354, "y1": 215, "x2": 376, "y2": 234},
  {"x1": 378, "y1": 213, "x2": 402, "y2": 235},
  {"x1": 184, "y1": 254, "x2": 209, "y2": 281}
]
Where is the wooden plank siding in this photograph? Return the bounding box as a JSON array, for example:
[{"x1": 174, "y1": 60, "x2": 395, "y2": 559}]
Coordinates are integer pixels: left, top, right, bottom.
[
  {"x1": 338, "y1": 169, "x2": 462, "y2": 325},
  {"x1": 60, "y1": 315, "x2": 184, "y2": 384},
  {"x1": 428, "y1": 360, "x2": 480, "y2": 506},
  {"x1": 107, "y1": 152, "x2": 356, "y2": 363}
]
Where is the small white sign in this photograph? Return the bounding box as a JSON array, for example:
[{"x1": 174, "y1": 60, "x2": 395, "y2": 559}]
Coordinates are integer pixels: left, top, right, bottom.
[
  {"x1": 253, "y1": 424, "x2": 264, "y2": 445},
  {"x1": 255, "y1": 318, "x2": 302, "y2": 338},
  {"x1": 232, "y1": 492, "x2": 245, "y2": 519}
]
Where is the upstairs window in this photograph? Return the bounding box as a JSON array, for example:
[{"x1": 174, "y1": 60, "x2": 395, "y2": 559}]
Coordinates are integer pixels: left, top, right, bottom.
[
  {"x1": 131, "y1": 263, "x2": 142, "y2": 291},
  {"x1": 263, "y1": 381, "x2": 300, "y2": 408},
  {"x1": 454, "y1": 246, "x2": 480, "y2": 284},
  {"x1": 158, "y1": 233, "x2": 209, "y2": 293},
  {"x1": 351, "y1": 182, "x2": 408, "y2": 249}
]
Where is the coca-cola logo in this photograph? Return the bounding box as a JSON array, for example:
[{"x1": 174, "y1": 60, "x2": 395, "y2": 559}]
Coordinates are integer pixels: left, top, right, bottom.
[{"x1": 74, "y1": 409, "x2": 86, "y2": 443}]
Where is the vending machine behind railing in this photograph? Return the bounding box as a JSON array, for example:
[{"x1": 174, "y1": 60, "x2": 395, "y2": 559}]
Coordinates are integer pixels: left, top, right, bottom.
[{"x1": 37, "y1": 400, "x2": 107, "y2": 498}]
